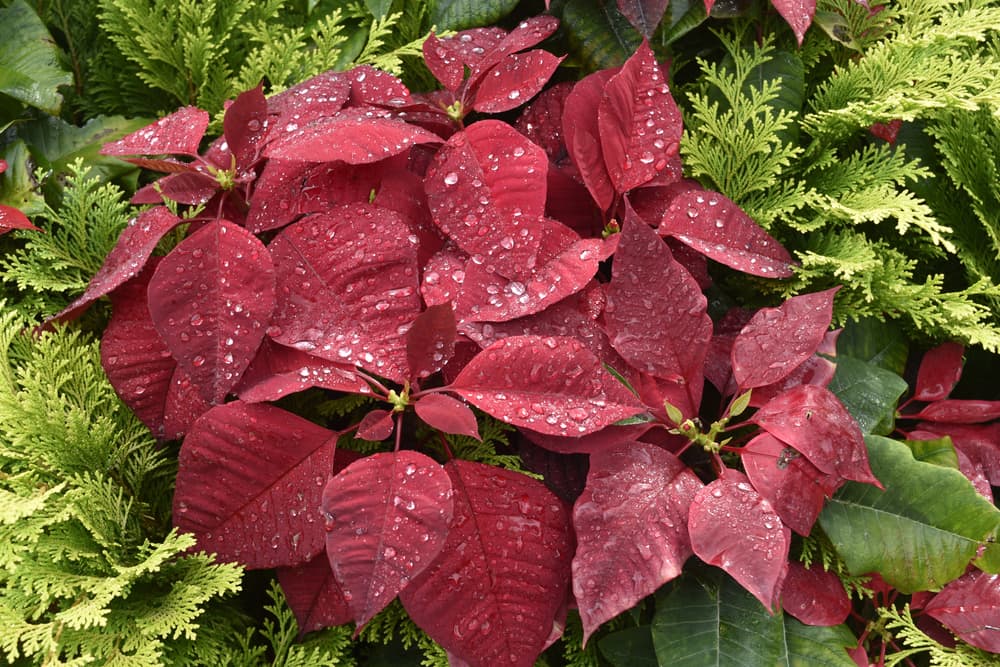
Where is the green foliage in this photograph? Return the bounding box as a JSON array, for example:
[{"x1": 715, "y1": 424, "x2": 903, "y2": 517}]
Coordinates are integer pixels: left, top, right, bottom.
[
  {"x1": 0, "y1": 0, "x2": 73, "y2": 115},
  {"x1": 881, "y1": 604, "x2": 999, "y2": 667},
  {"x1": 356, "y1": 599, "x2": 449, "y2": 666}
]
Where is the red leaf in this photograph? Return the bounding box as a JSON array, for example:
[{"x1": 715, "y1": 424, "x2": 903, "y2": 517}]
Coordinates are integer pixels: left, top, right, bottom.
[
  {"x1": 911, "y1": 399, "x2": 1000, "y2": 424},
  {"x1": 450, "y1": 335, "x2": 645, "y2": 436},
  {"x1": 277, "y1": 552, "x2": 353, "y2": 634},
  {"x1": 415, "y1": 393, "x2": 480, "y2": 440},
  {"x1": 356, "y1": 409, "x2": 395, "y2": 441},
  {"x1": 781, "y1": 561, "x2": 851, "y2": 626},
  {"x1": 598, "y1": 41, "x2": 682, "y2": 194},
  {"x1": 914, "y1": 342, "x2": 964, "y2": 402},
  {"x1": 605, "y1": 211, "x2": 711, "y2": 396},
  {"x1": 924, "y1": 570, "x2": 1000, "y2": 652},
  {"x1": 870, "y1": 119, "x2": 903, "y2": 144},
  {"x1": 688, "y1": 470, "x2": 791, "y2": 612},
  {"x1": 751, "y1": 384, "x2": 881, "y2": 487},
  {"x1": 133, "y1": 171, "x2": 219, "y2": 206},
  {"x1": 174, "y1": 401, "x2": 336, "y2": 568},
  {"x1": 407, "y1": 303, "x2": 457, "y2": 380},
  {"x1": 423, "y1": 32, "x2": 467, "y2": 92},
  {"x1": 617, "y1": 0, "x2": 669, "y2": 38},
  {"x1": 223, "y1": 83, "x2": 268, "y2": 170},
  {"x1": 771, "y1": 0, "x2": 816, "y2": 45},
  {"x1": 101, "y1": 106, "x2": 209, "y2": 157},
  {"x1": 732, "y1": 288, "x2": 839, "y2": 390},
  {"x1": 425, "y1": 120, "x2": 551, "y2": 279},
  {"x1": 161, "y1": 367, "x2": 212, "y2": 441},
  {"x1": 0, "y1": 204, "x2": 39, "y2": 234},
  {"x1": 264, "y1": 110, "x2": 440, "y2": 164},
  {"x1": 742, "y1": 433, "x2": 843, "y2": 536},
  {"x1": 346, "y1": 65, "x2": 412, "y2": 107},
  {"x1": 749, "y1": 329, "x2": 840, "y2": 408},
  {"x1": 322, "y1": 451, "x2": 454, "y2": 629},
  {"x1": 916, "y1": 422, "x2": 1000, "y2": 486},
  {"x1": 235, "y1": 340, "x2": 371, "y2": 403},
  {"x1": 572, "y1": 442, "x2": 702, "y2": 642},
  {"x1": 472, "y1": 50, "x2": 564, "y2": 114},
  {"x1": 52, "y1": 207, "x2": 182, "y2": 322},
  {"x1": 515, "y1": 82, "x2": 573, "y2": 164},
  {"x1": 562, "y1": 69, "x2": 618, "y2": 211},
  {"x1": 658, "y1": 190, "x2": 794, "y2": 278},
  {"x1": 467, "y1": 16, "x2": 560, "y2": 87},
  {"x1": 148, "y1": 221, "x2": 274, "y2": 404},
  {"x1": 399, "y1": 460, "x2": 572, "y2": 667},
  {"x1": 268, "y1": 204, "x2": 421, "y2": 383},
  {"x1": 267, "y1": 70, "x2": 350, "y2": 122}
]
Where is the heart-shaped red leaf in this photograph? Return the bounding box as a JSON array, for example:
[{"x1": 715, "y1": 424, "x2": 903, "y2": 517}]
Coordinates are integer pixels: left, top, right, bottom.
[
  {"x1": 572, "y1": 442, "x2": 702, "y2": 642},
  {"x1": 688, "y1": 470, "x2": 791, "y2": 612},
  {"x1": 751, "y1": 384, "x2": 881, "y2": 487},
  {"x1": 605, "y1": 211, "x2": 711, "y2": 396},
  {"x1": 148, "y1": 221, "x2": 274, "y2": 404},
  {"x1": 101, "y1": 106, "x2": 209, "y2": 157},
  {"x1": 277, "y1": 552, "x2": 353, "y2": 634},
  {"x1": 53, "y1": 206, "x2": 183, "y2": 322},
  {"x1": 399, "y1": 459, "x2": 572, "y2": 667},
  {"x1": 924, "y1": 570, "x2": 1000, "y2": 652},
  {"x1": 235, "y1": 340, "x2": 371, "y2": 403},
  {"x1": 450, "y1": 335, "x2": 645, "y2": 436},
  {"x1": 658, "y1": 190, "x2": 794, "y2": 278},
  {"x1": 322, "y1": 451, "x2": 454, "y2": 629},
  {"x1": 598, "y1": 40, "x2": 682, "y2": 194},
  {"x1": 914, "y1": 342, "x2": 965, "y2": 402},
  {"x1": 264, "y1": 110, "x2": 440, "y2": 164},
  {"x1": 472, "y1": 50, "x2": 564, "y2": 114},
  {"x1": 742, "y1": 433, "x2": 843, "y2": 536},
  {"x1": 224, "y1": 83, "x2": 268, "y2": 170},
  {"x1": 732, "y1": 288, "x2": 838, "y2": 390},
  {"x1": 268, "y1": 204, "x2": 421, "y2": 383},
  {"x1": 781, "y1": 561, "x2": 851, "y2": 626},
  {"x1": 771, "y1": 0, "x2": 816, "y2": 45},
  {"x1": 617, "y1": 0, "x2": 669, "y2": 38},
  {"x1": 174, "y1": 401, "x2": 336, "y2": 568},
  {"x1": 415, "y1": 393, "x2": 480, "y2": 440},
  {"x1": 407, "y1": 303, "x2": 457, "y2": 380},
  {"x1": 0, "y1": 204, "x2": 39, "y2": 234},
  {"x1": 562, "y1": 69, "x2": 617, "y2": 211}
]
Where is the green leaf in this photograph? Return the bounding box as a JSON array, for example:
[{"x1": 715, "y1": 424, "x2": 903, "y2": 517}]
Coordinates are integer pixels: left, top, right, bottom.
[
  {"x1": 827, "y1": 356, "x2": 908, "y2": 435},
  {"x1": 819, "y1": 435, "x2": 1000, "y2": 593},
  {"x1": 835, "y1": 318, "x2": 908, "y2": 375},
  {"x1": 561, "y1": 0, "x2": 641, "y2": 71},
  {"x1": 0, "y1": 141, "x2": 44, "y2": 216},
  {"x1": 0, "y1": 0, "x2": 72, "y2": 114},
  {"x1": 660, "y1": 0, "x2": 707, "y2": 46},
  {"x1": 651, "y1": 570, "x2": 856, "y2": 666},
  {"x1": 15, "y1": 115, "x2": 149, "y2": 182},
  {"x1": 598, "y1": 626, "x2": 657, "y2": 667},
  {"x1": 430, "y1": 0, "x2": 519, "y2": 31},
  {"x1": 365, "y1": 0, "x2": 395, "y2": 19},
  {"x1": 902, "y1": 436, "x2": 959, "y2": 469}
]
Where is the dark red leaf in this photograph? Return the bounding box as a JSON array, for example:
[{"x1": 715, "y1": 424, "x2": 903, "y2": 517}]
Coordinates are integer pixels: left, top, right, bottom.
[
  {"x1": 373, "y1": 167, "x2": 446, "y2": 267},
  {"x1": 617, "y1": 0, "x2": 669, "y2": 38},
  {"x1": 101, "y1": 106, "x2": 209, "y2": 157},
  {"x1": 467, "y1": 16, "x2": 560, "y2": 88},
  {"x1": 356, "y1": 409, "x2": 395, "y2": 441},
  {"x1": 604, "y1": 211, "x2": 711, "y2": 398},
  {"x1": 121, "y1": 157, "x2": 197, "y2": 174},
  {"x1": 911, "y1": 399, "x2": 1000, "y2": 424},
  {"x1": 870, "y1": 119, "x2": 903, "y2": 144},
  {"x1": 161, "y1": 367, "x2": 213, "y2": 441},
  {"x1": 224, "y1": 83, "x2": 268, "y2": 170},
  {"x1": 688, "y1": 470, "x2": 791, "y2": 612},
  {"x1": 914, "y1": 342, "x2": 965, "y2": 402},
  {"x1": 132, "y1": 171, "x2": 219, "y2": 206},
  {"x1": 407, "y1": 303, "x2": 457, "y2": 380},
  {"x1": 450, "y1": 335, "x2": 645, "y2": 436},
  {"x1": 431, "y1": 27, "x2": 507, "y2": 72},
  {"x1": 516, "y1": 82, "x2": 573, "y2": 164},
  {"x1": 278, "y1": 552, "x2": 353, "y2": 634},
  {"x1": 52, "y1": 206, "x2": 183, "y2": 322},
  {"x1": 781, "y1": 561, "x2": 851, "y2": 626},
  {"x1": 268, "y1": 204, "x2": 421, "y2": 383},
  {"x1": 174, "y1": 401, "x2": 336, "y2": 568},
  {"x1": 572, "y1": 442, "x2": 702, "y2": 642},
  {"x1": 415, "y1": 393, "x2": 480, "y2": 440},
  {"x1": 749, "y1": 330, "x2": 840, "y2": 408},
  {"x1": 562, "y1": 69, "x2": 617, "y2": 211},
  {"x1": 732, "y1": 288, "x2": 839, "y2": 390},
  {"x1": 742, "y1": 433, "x2": 843, "y2": 536},
  {"x1": 658, "y1": 190, "x2": 794, "y2": 277},
  {"x1": 147, "y1": 221, "x2": 274, "y2": 404},
  {"x1": 0, "y1": 204, "x2": 39, "y2": 234},
  {"x1": 915, "y1": 422, "x2": 1000, "y2": 486},
  {"x1": 423, "y1": 32, "x2": 466, "y2": 92},
  {"x1": 399, "y1": 459, "x2": 572, "y2": 667},
  {"x1": 472, "y1": 50, "x2": 564, "y2": 114},
  {"x1": 347, "y1": 65, "x2": 413, "y2": 107},
  {"x1": 322, "y1": 451, "x2": 454, "y2": 629},
  {"x1": 598, "y1": 41, "x2": 682, "y2": 194},
  {"x1": 751, "y1": 384, "x2": 881, "y2": 487},
  {"x1": 924, "y1": 570, "x2": 1000, "y2": 652},
  {"x1": 264, "y1": 110, "x2": 440, "y2": 164},
  {"x1": 235, "y1": 340, "x2": 371, "y2": 402},
  {"x1": 771, "y1": 0, "x2": 816, "y2": 45},
  {"x1": 266, "y1": 70, "x2": 351, "y2": 122},
  {"x1": 703, "y1": 307, "x2": 754, "y2": 396}
]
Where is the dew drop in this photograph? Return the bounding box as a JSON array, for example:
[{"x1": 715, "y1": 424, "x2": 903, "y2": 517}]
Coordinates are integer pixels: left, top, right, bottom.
[{"x1": 443, "y1": 172, "x2": 459, "y2": 186}]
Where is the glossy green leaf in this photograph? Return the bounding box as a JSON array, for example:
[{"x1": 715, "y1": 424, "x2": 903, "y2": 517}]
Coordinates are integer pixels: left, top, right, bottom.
[
  {"x1": 561, "y1": 0, "x2": 642, "y2": 71},
  {"x1": 819, "y1": 435, "x2": 1000, "y2": 593},
  {"x1": 599, "y1": 626, "x2": 657, "y2": 667},
  {"x1": 902, "y1": 436, "x2": 959, "y2": 469},
  {"x1": 15, "y1": 115, "x2": 150, "y2": 183},
  {"x1": 651, "y1": 570, "x2": 855, "y2": 666},
  {"x1": 0, "y1": 0, "x2": 72, "y2": 114},
  {"x1": 430, "y1": 0, "x2": 519, "y2": 31},
  {"x1": 827, "y1": 356, "x2": 908, "y2": 435},
  {"x1": 660, "y1": 0, "x2": 708, "y2": 45},
  {"x1": 836, "y1": 317, "x2": 908, "y2": 375}
]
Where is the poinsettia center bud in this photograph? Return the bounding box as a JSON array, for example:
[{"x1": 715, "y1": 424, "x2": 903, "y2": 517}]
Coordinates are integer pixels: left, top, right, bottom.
[
  {"x1": 212, "y1": 166, "x2": 236, "y2": 191},
  {"x1": 445, "y1": 100, "x2": 464, "y2": 123},
  {"x1": 602, "y1": 219, "x2": 621, "y2": 238},
  {"x1": 387, "y1": 382, "x2": 411, "y2": 412}
]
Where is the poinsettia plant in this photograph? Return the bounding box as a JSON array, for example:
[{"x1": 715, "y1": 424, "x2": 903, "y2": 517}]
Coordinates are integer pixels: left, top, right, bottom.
[{"x1": 58, "y1": 17, "x2": 998, "y2": 667}]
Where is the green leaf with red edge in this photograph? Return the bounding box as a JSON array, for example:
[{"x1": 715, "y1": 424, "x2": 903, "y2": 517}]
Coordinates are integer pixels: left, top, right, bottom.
[
  {"x1": 0, "y1": 203, "x2": 39, "y2": 234},
  {"x1": 688, "y1": 470, "x2": 791, "y2": 612},
  {"x1": 407, "y1": 303, "x2": 457, "y2": 380},
  {"x1": 399, "y1": 459, "x2": 572, "y2": 667},
  {"x1": 924, "y1": 570, "x2": 1000, "y2": 652},
  {"x1": 223, "y1": 83, "x2": 268, "y2": 170},
  {"x1": 147, "y1": 220, "x2": 274, "y2": 404},
  {"x1": 173, "y1": 401, "x2": 337, "y2": 569},
  {"x1": 781, "y1": 561, "x2": 851, "y2": 627},
  {"x1": 597, "y1": 40, "x2": 682, "y2": 194},
  {"x1": 472, "y1": 50, "x2": 564, "y2": 114},
  {"x1": 562, "y1": 68, "x2": 618, "y2": 211},
  {"x1": 100, "y1": 106, "x2": 209, "y2": 157},
  {"x1": 415, "y1": 393, "x2": 480, "y2": 440},
  {"x1": 321, "y1": 450, "x2": 454, "y2": 630},
  {"x1": 449, "y1": 335, "x2": 645, "y2": 436},
  {"x1": 572, "y1": 442, "x2": 702, "y2": 643},
  {"x1": 913, "y1": 342, "x2": 965, "y2": 402}
]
